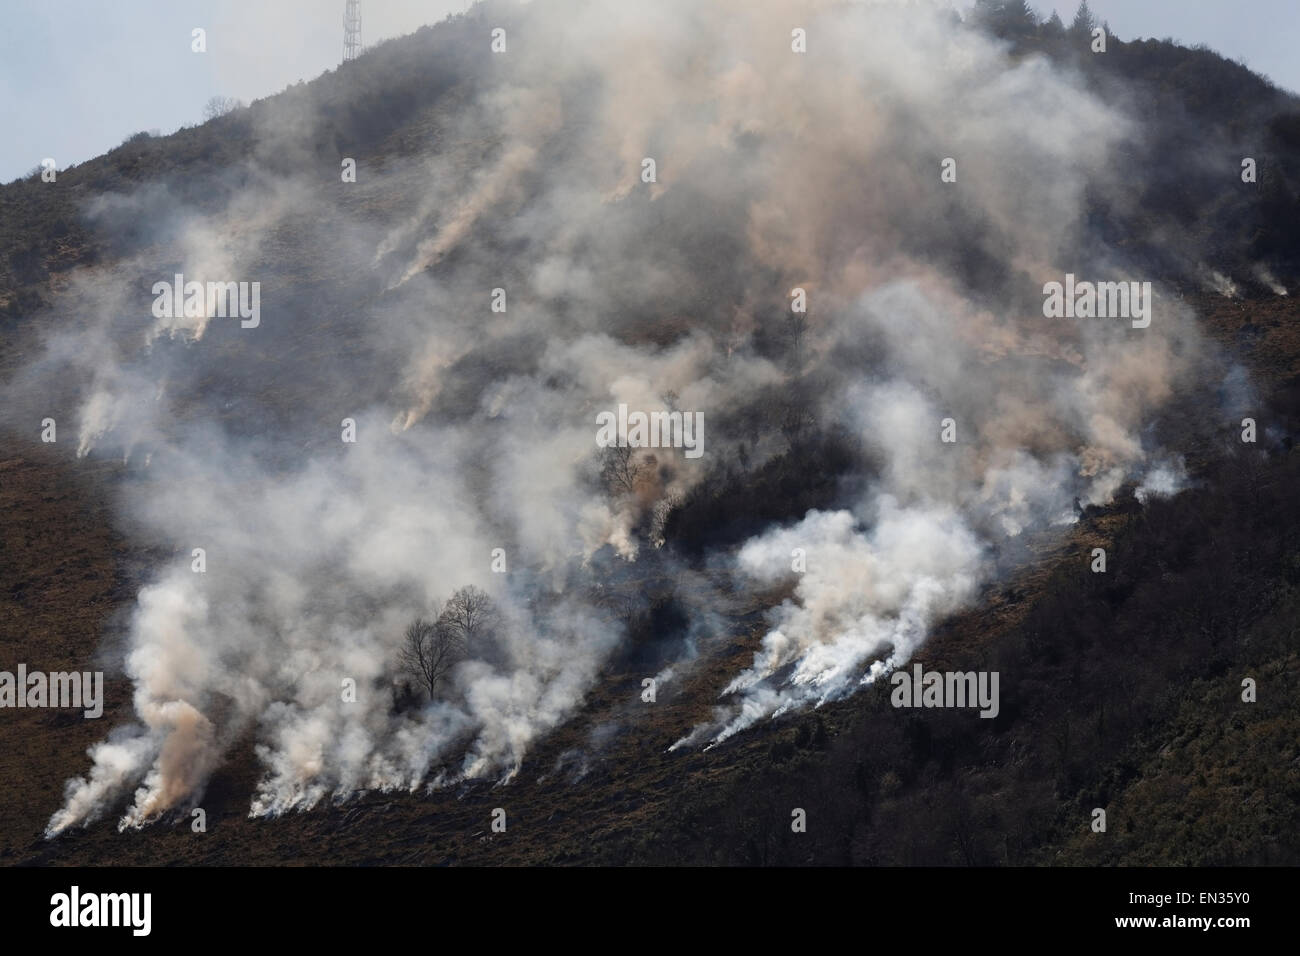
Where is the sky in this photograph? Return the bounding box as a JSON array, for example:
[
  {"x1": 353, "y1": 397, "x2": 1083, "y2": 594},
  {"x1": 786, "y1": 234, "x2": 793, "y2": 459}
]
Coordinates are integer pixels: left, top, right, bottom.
[
  {"x1": 0, "y1": 0, "x2": 465, "y2": 184},
  {"x1": 1, "y1": 0, "x2": 1297, "y2": 184}
]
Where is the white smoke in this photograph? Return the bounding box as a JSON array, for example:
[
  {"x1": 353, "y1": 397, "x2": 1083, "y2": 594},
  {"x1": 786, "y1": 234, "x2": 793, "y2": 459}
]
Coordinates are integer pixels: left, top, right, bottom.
[
  {"x1": 1204, "y1": 268, "x2": 1241, "y2": 299},
  {"x1": 1135, "y1": 456, "x2": 1188, "y2": 504},
  {"x1": 1253, "y1": 264, "x2": 1288, "y2": 296},
  {"x1": 24, "y1": 0, "x2": 1211, "y2": 833}
]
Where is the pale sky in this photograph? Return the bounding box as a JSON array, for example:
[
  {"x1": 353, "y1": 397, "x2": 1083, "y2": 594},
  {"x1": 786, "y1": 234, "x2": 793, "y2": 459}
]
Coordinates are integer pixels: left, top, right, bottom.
[
  {"x1": 0, "y1": 0, "x2": 465, "y2": 184},
  {"x1": 1, "y1": 1, "x2": 1296, "y2": 184}
]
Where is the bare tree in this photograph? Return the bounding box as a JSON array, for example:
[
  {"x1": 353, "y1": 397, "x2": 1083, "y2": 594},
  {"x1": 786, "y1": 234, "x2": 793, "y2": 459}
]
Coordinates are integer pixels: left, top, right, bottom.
[
  {"x1": 202, "y1": 95, "x2": 244, "y2": 122},
  {"x1": 600, "y1": 444, "x2": 649, "y2": 496},
  {"x1": 399, "y1": 587, "x2": 500, "y2": 698},
  {"x1": 398, "y1": 614, "x2": 463, "y2": 699},
  {"x1": 440, "y1": 585, "x2": 498, "y2": 647}
]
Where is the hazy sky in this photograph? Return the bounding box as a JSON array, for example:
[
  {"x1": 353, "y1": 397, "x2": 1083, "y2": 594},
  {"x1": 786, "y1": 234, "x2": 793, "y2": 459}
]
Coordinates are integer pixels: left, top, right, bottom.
[
  {"x1": 1, "y1": 0, "x2": 1297, "y2": 184},
  {"x1": 0, "y1": 0, "x2": 464, "y2": 184}
]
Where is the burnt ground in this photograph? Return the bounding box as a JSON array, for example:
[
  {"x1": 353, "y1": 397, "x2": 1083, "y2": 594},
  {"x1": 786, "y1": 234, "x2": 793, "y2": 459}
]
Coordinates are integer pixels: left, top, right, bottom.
[{"x1": 2, "y1": 290, "x2": 1296, "y2": 866}]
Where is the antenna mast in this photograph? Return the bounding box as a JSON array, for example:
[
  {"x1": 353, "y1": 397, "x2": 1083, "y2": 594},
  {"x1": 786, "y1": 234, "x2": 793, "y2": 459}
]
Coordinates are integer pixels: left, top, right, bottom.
[{"x1": 343, "y1": 0, "x2": 362, "y2": 62}]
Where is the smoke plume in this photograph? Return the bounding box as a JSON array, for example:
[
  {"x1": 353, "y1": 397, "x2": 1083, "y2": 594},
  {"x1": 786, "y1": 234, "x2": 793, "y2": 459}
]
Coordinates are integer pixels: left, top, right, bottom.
[{"x1": 10, "y1": 0, "x2": 1215, "y2": 834}]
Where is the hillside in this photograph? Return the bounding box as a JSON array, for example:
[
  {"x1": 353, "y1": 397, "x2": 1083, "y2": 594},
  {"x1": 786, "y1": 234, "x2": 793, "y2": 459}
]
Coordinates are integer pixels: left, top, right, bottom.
[{"x1": 1, "y1": 0, "x2": 1298, "y2": 866}]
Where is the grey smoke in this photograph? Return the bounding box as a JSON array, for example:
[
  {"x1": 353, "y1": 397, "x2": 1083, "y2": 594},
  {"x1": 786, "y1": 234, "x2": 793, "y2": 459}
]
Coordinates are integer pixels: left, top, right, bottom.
[{"x1": 12, "y1": 0, "x2": 1215, "y2": 834}]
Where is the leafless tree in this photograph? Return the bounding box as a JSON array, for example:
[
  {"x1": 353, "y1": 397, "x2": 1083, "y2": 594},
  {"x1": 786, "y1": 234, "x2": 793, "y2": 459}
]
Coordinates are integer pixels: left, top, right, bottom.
[
  {"x1": 202, "y1": 95, "x2": 244, "y2": 122},
  {"x1": 399, "y1": 586, "x2": 500, "y2": 698},
  {"x1": 440, "y1": 585, "x2": 498, "y2": 646},
  {"x1": 398, "y1": 614, "x2": 463, "y2": 699},
  {"x1": 600, "y1": 444, "x2": 648, "y2": 496}
]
